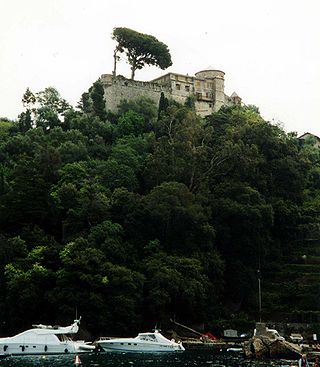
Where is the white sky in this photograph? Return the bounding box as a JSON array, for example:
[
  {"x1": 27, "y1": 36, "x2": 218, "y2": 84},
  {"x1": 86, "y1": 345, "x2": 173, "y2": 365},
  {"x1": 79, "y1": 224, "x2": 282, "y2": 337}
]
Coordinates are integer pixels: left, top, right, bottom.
[{"x1": 0, "y1": 0, "x2": 319, "y2": 136}]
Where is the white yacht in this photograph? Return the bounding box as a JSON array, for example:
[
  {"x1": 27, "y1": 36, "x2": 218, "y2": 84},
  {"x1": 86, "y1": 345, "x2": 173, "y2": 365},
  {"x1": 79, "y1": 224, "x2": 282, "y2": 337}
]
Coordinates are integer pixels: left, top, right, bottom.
[
  {"x1": 96, "y1": 329, "x2": 185, "y2": 352},
  {"x1": 0, "y1": 318, "x2": 95, "y2": 355}
]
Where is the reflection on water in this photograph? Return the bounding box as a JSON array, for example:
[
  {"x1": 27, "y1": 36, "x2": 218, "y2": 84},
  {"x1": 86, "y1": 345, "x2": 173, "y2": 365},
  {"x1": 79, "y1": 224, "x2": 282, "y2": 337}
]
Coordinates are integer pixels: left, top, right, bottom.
[{"x1": 0, "y1": 350, "x2": 296, "y2": 367}]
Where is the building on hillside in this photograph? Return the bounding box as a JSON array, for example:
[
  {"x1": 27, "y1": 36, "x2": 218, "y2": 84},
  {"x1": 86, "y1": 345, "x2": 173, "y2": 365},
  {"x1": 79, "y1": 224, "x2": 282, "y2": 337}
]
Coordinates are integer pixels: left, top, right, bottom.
[
  {"x1": 298, "y1": 132, "x2": 320, "y2": 148},
  {"x1": 100, "y1": 67, "x2": 241, "y2": 117}
]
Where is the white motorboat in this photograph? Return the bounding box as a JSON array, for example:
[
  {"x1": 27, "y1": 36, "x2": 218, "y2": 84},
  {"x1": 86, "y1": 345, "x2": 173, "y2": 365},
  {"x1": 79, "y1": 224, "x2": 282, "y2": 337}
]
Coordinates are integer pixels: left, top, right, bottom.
[
  {"x1": 96, "y1": 329, "x2": 185, "y2": 352},
  {"x1": 0, "y1": 318, "x2": 95, "y2": 355}
]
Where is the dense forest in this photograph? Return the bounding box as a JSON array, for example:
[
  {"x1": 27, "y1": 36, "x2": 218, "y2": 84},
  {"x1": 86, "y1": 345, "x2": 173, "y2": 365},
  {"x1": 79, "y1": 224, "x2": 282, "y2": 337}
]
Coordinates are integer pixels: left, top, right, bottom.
[{"x1": 0, "y1": 82, "x2": 319, "y2": 338}]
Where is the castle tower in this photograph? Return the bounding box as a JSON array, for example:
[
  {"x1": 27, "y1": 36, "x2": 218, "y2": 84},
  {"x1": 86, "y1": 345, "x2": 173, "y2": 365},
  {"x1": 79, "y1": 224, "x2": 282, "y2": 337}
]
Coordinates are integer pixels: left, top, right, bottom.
[{"x1": 195, "y1": 67, "x2": 225, "y2": 112}]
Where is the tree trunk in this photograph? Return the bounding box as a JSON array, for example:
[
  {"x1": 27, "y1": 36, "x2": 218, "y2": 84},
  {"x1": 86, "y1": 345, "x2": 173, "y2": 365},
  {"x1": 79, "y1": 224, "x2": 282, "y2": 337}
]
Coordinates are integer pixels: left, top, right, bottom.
[
  {"x1": 130, "y1": 66, "x2": 136, "y2": 80},
  {"x1": 113, "y1": 49, "x2": 117, "y2": 77}
]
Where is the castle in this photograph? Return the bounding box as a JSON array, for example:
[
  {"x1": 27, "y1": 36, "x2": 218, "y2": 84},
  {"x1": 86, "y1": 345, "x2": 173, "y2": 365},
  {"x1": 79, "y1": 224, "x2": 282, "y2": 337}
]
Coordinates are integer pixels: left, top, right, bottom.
[{"x1": 100, "y1": 67, "x2": 241, "y2": 117}]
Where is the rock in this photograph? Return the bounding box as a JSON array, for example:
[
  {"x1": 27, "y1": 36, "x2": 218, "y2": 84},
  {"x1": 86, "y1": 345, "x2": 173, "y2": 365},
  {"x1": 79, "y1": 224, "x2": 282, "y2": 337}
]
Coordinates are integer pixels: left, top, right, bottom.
[
  {"x1": 269, "y1": 340, "x2": 301, "y2": 359},
  {"x1": 243, "y1": 340, "x2": 254, "y2": 358},
  {"x1": 253, "y1": 337, "x2": 270, "y2": 358},
  {"x1": 245, "y1": 337, "x2": 302, "y2": 359}
]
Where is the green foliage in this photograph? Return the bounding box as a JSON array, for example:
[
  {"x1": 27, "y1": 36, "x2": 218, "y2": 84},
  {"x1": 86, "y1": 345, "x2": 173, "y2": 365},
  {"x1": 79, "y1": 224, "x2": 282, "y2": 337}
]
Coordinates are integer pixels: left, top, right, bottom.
[
  {"x1": 143, "y1": 252, "x2": 219, "y2": 323},
  {"x1": 112, "y1": 27, "x2": 172, "y2": 79},
  {"x1": 0, "y1": 86, "x2": 319, "y2": 336},
  {"x1": 4, "y1": 240, "x2": 56, "y2": 329},
  {"x1": 89, "y1": 80, "x2": 107, "y2": 120},
  {"x1": 36, "y1": 87, "x2": 70, "y2": 114},
  {"x1": 116, "y1": 110, "x2": 147, "y2": 137},
  {"x1": 78, "y1": 80, "x2": 107, "y2": 122},
  {"x1": 22, "y1": 88, "x2": 36, "y2": 108},
  {"x1": 102, "y1": 263, "x2": 144, "y2": 333},
  {"x1": 158, "y1": 92, "x2": 169, "y2": 120},
  {"x1": 18, "y1": 110, "x2": 33, "y2": 132},
  {"x1": 0, "y1": 119, "x2": 14, "y2": 139},
  {"x1": 142, "y1": 181, "x2": 214, "y2": 254},
  {"x1": 184, "y1": 95, "x2": 195, "y2": 110},
  {"x1": 146, "y1": 106, "x2": 213, "y2": 191},
  {"x1": 118, "y1": 96, "x2": 157, "y2": 124}
]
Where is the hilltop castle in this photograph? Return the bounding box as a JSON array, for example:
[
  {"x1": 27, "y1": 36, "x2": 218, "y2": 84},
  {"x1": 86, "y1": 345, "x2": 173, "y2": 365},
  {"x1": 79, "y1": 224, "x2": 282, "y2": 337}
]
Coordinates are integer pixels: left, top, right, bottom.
[{"x1": 100, "y1": 67, "x2": 241, "y2": 117}]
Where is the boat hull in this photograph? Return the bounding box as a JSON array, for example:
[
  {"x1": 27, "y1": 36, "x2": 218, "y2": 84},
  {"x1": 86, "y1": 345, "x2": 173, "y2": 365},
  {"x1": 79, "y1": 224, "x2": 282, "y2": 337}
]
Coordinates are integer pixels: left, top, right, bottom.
[
  {"x1": 98, "y1": 341, "x2": 184, "y2": 353},
  {"x1": 0, "y1": 342, "x2": 94, "y2": 355}
]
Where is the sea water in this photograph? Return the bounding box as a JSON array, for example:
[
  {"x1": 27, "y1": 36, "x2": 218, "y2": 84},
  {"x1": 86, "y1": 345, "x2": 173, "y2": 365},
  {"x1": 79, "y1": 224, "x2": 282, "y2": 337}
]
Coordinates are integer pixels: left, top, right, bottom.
[{"x1": 0, "y1": 350, "x2": 297, "y2": 367}]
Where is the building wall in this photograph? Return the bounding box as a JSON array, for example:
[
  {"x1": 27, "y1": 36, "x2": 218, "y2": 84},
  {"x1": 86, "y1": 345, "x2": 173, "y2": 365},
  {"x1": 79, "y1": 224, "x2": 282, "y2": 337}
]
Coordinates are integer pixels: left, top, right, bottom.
[
  {"x1": 101, "y1": 74, "x2": 171, "y2": 112},
  {"x1": 101, "y1": 68, "x2": 241, "y2": 117},
  {"x1": 298, "y1": 133, "x2": 320, "y2": 148}
]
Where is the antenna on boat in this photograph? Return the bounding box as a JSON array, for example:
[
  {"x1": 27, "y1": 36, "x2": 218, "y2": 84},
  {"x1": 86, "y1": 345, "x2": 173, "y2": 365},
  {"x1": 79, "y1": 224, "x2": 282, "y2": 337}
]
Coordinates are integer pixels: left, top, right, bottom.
[{"x1": 74, "y1": 307, "x2": 81, "y2": 325}]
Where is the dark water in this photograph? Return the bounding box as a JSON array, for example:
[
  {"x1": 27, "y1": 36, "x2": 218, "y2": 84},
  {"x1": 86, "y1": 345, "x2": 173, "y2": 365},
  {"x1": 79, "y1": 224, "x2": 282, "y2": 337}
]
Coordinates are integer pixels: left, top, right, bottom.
[{"x1": 0, "y1": 351, "x2": 296, "y2": 367}]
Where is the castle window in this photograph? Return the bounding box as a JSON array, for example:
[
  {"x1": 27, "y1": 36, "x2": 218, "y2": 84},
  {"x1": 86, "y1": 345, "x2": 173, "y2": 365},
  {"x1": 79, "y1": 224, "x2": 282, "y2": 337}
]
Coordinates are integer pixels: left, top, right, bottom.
[
  {"x1": 176, "y1": 84, "x2": 180, "y2": 90},
  {"x1": 185, "y1": 85, "x2": 190, "y2": 92}
]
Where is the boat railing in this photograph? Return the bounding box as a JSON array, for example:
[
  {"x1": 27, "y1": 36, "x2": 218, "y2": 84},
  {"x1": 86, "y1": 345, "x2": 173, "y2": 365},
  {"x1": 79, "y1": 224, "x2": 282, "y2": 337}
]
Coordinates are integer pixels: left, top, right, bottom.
[{"x1": 32, "y1": 324, "x2": 60, "y2": 329}]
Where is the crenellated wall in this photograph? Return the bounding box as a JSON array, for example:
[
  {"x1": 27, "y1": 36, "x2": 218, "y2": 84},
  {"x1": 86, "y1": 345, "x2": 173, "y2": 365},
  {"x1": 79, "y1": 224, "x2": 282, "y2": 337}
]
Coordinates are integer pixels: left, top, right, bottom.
[
  {"x1": 101, "y1": 68, "x2": 241, "y2": 116},
  {"x1": 101, "y1": 74, "x2": 171, "y2": 112}
]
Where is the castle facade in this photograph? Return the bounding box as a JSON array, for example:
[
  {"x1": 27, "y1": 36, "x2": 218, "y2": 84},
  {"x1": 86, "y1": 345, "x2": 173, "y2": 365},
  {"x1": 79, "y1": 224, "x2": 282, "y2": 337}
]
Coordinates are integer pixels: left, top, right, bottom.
[{"x1": 101, "y1": 67, "x2": 241, "y2": 117}]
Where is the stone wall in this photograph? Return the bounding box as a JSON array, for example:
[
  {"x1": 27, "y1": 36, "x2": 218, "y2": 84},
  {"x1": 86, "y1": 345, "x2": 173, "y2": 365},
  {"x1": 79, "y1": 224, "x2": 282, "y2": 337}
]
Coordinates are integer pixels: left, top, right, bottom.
[
  {"x1": 101, "y1": 74, "x2": 171, "y2": 112},
  {"x1": 101, "y1": 68, "x2": 241, "y2": 116}
]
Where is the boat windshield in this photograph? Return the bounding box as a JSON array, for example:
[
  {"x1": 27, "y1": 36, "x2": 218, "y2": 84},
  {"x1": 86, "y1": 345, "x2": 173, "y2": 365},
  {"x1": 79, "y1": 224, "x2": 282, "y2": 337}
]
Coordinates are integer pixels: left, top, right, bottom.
[
  {"x1": 56, "y1": 334, "x2": 72, "y2": 342},
  {"x1": 139, "y1": 334, "x2": 157, "y2": 342}
]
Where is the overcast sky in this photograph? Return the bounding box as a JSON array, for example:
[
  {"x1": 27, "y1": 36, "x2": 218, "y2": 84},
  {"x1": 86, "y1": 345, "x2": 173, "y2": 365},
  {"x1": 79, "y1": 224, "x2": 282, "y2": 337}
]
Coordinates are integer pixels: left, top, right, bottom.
[{"x1": 1, "y1": 0, "x2": 319, "y2": 136}]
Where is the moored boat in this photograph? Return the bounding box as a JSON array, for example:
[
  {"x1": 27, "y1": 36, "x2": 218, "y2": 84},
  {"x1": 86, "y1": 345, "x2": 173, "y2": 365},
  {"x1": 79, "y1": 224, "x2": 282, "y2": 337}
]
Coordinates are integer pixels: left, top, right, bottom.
[
  {"x1": 96, "y1": 329, "x2": 185, "y2": 352},
  {"x1": 0, "y1": 318, "x2": 95, "y2": 355}
]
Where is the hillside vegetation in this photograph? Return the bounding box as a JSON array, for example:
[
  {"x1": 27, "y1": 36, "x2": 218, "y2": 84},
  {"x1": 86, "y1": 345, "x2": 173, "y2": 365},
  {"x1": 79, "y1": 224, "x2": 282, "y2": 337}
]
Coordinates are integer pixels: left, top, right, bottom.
[{"x1": 0, "y1": 84, "x2": 319, "y2": 336}]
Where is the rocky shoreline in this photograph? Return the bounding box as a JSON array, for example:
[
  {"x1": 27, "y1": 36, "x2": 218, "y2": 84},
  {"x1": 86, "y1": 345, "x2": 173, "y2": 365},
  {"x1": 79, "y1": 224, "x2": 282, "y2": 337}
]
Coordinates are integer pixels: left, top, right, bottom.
[{"x1": 244, "y1": 337, "x2": 302, "y2": 359}]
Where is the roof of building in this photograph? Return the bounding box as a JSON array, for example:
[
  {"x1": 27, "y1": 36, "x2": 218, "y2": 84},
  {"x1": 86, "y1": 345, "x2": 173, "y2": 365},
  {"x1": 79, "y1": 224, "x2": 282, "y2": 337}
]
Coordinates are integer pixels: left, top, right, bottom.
[
  {"x1": 151, "y1": 72, "x2": 195, "y2": 82},
  {"x1": 298, "y1": 132, "x2": 320, "y2": 141},
  {"x1": 231, "y1": 92, "x2": 240, "y2": 98},
  {"x1": 196, "y1": 66, "x2": 225, "y2": 74}
]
